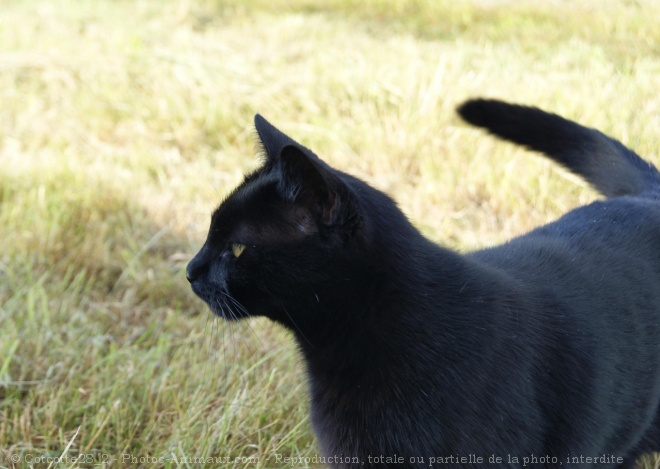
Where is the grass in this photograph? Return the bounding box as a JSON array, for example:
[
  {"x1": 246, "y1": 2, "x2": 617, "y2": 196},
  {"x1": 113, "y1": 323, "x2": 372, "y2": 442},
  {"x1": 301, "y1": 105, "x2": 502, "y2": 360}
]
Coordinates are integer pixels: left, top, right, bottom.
[{"x1": 1, "y1": 0, "x2": 659, "y2": 467}]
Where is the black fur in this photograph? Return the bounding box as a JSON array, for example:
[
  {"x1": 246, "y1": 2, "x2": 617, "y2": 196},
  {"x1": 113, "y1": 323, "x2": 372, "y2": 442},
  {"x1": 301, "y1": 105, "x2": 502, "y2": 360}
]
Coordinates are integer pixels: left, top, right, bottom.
[{"x1": 187, "y1": 99, "x2": 660, "y2": 468}]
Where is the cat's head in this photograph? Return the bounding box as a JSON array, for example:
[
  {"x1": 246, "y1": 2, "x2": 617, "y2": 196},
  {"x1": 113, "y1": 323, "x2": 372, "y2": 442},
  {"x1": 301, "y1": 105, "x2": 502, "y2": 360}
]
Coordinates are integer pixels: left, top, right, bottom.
[{"x1": 186, "y1": 116, "x2": 387, "y2": 332}]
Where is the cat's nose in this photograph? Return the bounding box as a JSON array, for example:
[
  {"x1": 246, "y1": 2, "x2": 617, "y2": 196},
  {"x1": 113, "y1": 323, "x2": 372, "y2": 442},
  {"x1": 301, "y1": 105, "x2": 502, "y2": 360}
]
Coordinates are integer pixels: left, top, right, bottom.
[
  {"x1": 186, "y1": 248, "x2": 208, "y2": 283},
  {"x1": 185, "y1": 265, "x2": 195, "y2": 283}
]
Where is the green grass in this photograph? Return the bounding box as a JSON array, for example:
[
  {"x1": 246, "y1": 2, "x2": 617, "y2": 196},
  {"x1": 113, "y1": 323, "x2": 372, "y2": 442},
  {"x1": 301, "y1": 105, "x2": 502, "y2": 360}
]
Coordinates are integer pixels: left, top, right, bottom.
[{"x1": 1, "y1": 0, "x2": 660, "y2": 467}]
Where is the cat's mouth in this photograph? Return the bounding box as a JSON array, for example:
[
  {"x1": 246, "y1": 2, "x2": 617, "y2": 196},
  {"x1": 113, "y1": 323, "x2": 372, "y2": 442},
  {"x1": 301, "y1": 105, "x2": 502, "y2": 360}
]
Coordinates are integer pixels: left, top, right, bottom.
[
  {"x1": 190, "y1": 283, "x2": 250, "y2": 321},
  {"x1": 209, "y1": 293, "x2": 251, "y2": 321}
]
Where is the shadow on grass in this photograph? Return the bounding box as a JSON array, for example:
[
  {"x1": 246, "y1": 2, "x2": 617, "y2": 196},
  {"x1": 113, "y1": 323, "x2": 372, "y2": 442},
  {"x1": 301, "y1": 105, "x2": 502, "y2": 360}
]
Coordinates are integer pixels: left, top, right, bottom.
[{"x1": 0, "y1": 165, "x2": 313, "y2": 462}]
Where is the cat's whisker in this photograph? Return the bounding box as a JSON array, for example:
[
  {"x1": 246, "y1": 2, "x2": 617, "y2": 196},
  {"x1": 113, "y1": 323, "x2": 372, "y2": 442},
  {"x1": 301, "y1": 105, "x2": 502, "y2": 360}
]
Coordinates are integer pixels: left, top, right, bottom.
[
  {"x1": 224, "y1": 293, "x2": 265, "y2": 352},
  {"x1": 222, "y1": 314, "x2": 234, "y2": 382},
  {"x1": 218, "y1": 316, "x2": 230, "y2": 384},
  {"x1": 215, "y1": 297, "x2": 237, "y2": 365},
  {"x1": 202, "y1": 307, "x2": 221, "y2": 386},
  {"x1": 281, "y1": 306, "x2": 312, "y2": 348},
  {"x1": 223, "y1": 292, "x2": 249, "y2": 316},
  {"x1": 223, "y1": 299, "x2": 238, "y2": 380},
  {"x1": 220, "y1": 295, "x2": 261, "y2": 366}
]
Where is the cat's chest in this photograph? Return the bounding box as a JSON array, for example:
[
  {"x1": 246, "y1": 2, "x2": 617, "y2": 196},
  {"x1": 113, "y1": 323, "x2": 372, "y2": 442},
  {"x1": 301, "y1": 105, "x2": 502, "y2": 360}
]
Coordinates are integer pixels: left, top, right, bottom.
[{"x1": 307, "y1": 374, "x2": 441, "y2": 459}]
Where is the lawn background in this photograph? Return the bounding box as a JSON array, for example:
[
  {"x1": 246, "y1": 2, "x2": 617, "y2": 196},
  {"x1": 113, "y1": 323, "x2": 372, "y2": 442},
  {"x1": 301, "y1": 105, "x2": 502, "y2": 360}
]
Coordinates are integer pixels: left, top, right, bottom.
[{"x1": 1, "y1": 0, "x2": 659, "y2": 467}]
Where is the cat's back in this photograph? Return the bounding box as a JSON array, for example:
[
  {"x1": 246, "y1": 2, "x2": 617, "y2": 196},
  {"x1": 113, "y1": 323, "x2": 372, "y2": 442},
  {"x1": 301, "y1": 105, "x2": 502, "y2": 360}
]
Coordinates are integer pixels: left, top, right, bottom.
[
  {"x1": 472, "y1": 194, "x2": 660, "y2": 282},
  {"x1": 469, "y1": 193, "x2": 660, "y2": 365}
]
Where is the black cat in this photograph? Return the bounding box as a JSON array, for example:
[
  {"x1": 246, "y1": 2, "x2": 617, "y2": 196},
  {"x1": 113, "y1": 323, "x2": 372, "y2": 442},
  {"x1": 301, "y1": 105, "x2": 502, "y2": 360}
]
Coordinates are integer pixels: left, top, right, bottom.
[{"x1": 187, "y1": 99, "x2": 660, "y2": 468}]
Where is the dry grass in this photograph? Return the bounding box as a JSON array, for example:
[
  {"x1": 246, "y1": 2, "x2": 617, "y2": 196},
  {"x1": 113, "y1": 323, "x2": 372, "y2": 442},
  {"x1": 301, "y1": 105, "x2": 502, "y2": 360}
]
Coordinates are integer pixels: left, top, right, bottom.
[{"x1": 1, "y1": 0, "x2": 659, "y2": 467}]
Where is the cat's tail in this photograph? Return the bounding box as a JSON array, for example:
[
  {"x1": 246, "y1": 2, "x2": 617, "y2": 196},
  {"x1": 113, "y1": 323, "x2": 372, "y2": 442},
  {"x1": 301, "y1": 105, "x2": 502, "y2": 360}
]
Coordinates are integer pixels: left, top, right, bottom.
[{"x1": 457, "y1": 98, "x2": 660, "y2": 198}]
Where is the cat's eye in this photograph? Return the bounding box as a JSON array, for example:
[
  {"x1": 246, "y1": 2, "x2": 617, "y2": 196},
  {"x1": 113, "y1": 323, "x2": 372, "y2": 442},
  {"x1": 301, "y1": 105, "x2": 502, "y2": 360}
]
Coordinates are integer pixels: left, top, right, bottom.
[{"x1": 231, "y1": 243, "x2": 246, "y2": 258}]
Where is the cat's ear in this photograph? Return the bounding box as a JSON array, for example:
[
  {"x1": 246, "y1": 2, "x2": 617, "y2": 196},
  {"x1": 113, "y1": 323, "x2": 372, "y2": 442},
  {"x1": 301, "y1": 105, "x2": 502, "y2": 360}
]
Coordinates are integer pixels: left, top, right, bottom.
[
  {"x1": 278, "y1": 145, "x2": 339, "y2": 226},
  {"x1": 253, "y1": 114, "x2": 345, "y2": 226},
  {"x1": 254, "y1": 114, "x2": 298, "y2": 162}
]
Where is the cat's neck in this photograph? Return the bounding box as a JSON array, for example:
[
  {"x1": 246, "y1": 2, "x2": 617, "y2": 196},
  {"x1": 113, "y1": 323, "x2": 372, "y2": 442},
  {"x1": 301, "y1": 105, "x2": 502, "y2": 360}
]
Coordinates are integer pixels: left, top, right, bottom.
[
  {"x1": 292, "y1": 230, "x2": 527, "y2": 461},
  {"x1": 294, "y1": 228, "x2": 517, "y2": 381}
]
